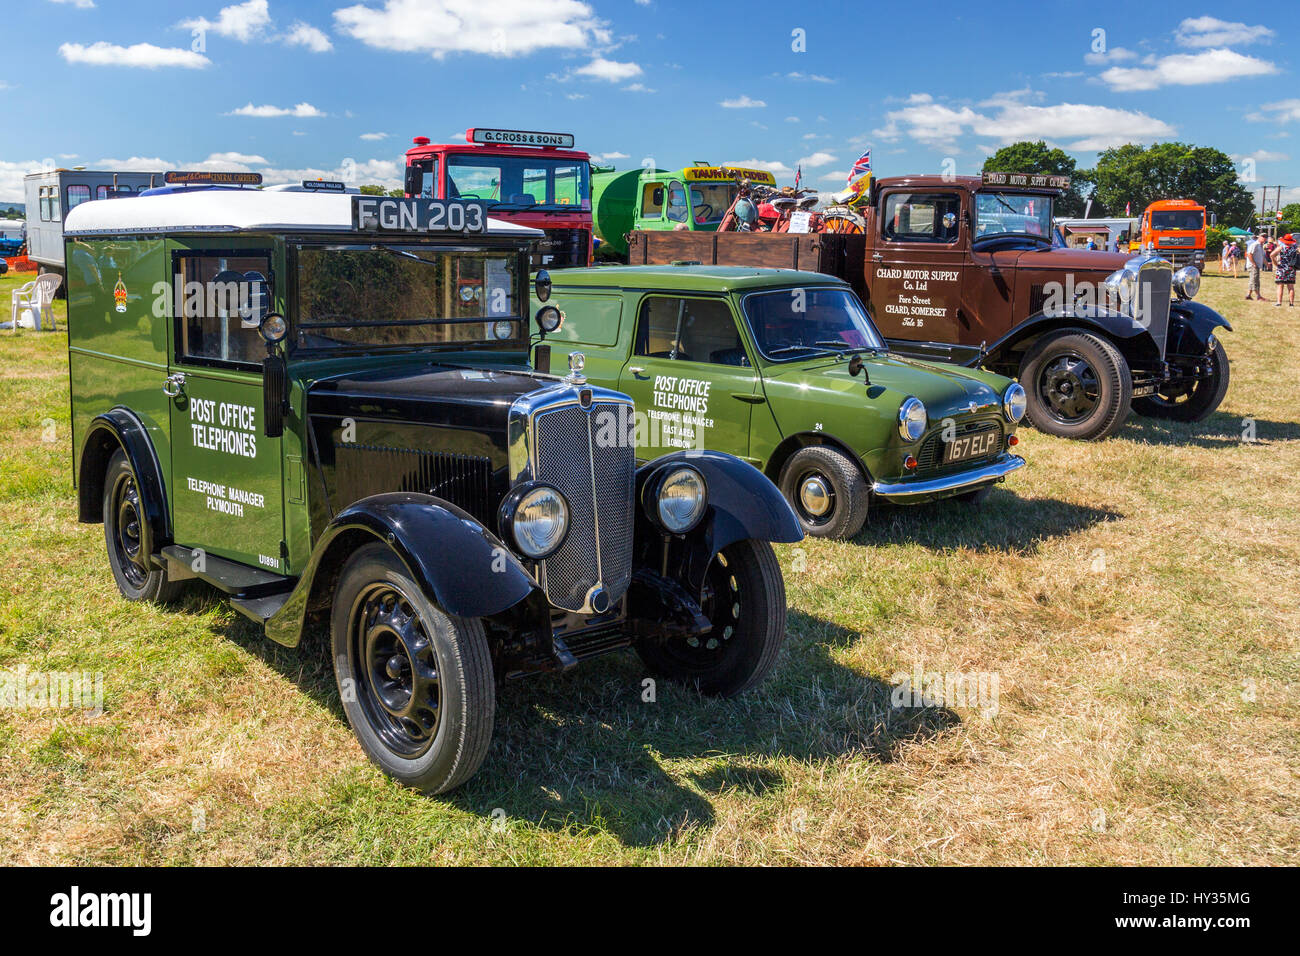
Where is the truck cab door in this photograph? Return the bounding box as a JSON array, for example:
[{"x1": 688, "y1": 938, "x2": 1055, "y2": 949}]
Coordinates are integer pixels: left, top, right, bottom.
[
  {"x1": 618, "y1": 295, "x2": 761, "y2": 463},
  {"x1": 868, "y1": 188, "x2": 967, "y2": 355},
  {"x1": 165, "y1": 248, "x2": 286, "y2": 573}
]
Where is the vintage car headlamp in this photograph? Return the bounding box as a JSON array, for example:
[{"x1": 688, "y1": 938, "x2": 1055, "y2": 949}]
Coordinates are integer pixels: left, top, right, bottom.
[
  {"x1": 1173, "y1": 265, "x2": 1201, "y2": 300},
  {"x1": 645, "y1": 465, "x2": 708, "y2": 534},
  {"x1": 259, "y1": 312, "x2": 288, "y2": 344},
  {"x1": 536, "y1": 305, "x2": 563, "y2": 334},
  {"x1": 491, "y1": 319, "x2": 514, "y2": 340},
  {"x1": 499, "y1": 484, "x2": 569, "y2": 559},
  {"x1": 1103, "y1": 267, "x2": 1139, "y2": 313},
  {"x1": 898, "y1": 397, "x2": 927, "y2": 442},
  {"x1": 1002, "y1": 382, "x2": 1027, "y2": 423}
]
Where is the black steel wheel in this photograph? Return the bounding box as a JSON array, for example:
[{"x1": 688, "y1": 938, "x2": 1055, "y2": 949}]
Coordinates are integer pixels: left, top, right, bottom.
[
  {"x1": 1020, "y1": 330, "x2": 1132, "y2": 440},
  {"x1": 102, "y1": 449, "x2": 181, "y2": 602},
  {"x1": 1133, "y1": 338, "x2": 1230, "y2": 422},
  {"x1": 778, "y1": 445, "x2": 870, "y2": 539},
  {"x1": 635, "y1": 539, "x2": 787, "y2": 697},
  {"x1": 331, "y1": 542, "x2": 494, "y2": 793}
]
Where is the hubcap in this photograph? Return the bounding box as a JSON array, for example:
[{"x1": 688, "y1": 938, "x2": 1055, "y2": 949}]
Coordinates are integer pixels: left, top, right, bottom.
[
  {"x1": 799, "y1": 475, "x2": 832, "y2": 517},
  {"x1": 351, "y1": 585, "x2": 441, "y2": 757},
  {"x1": 1040, "y1": 352, "x2": 1101, "y2": 423}
]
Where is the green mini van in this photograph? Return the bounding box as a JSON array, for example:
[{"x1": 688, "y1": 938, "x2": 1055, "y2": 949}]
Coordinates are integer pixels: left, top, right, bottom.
[{"x1": 533, "y1": 265, "x2": 1028, "y2": 539}]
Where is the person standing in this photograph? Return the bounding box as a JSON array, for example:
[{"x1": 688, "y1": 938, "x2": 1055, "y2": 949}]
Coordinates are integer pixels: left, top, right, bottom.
[
  {"x1": 1231, "y1": 241, "x2": 1243, "y2": 278},
  {"x1": 1271, "y1": 233, "x2": 1296, "y2": 306},
  {"x1": 1246, "y1": 233, "x2": 1267, "y2": 300}
]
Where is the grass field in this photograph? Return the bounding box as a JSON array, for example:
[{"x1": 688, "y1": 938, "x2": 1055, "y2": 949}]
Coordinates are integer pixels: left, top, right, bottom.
[{"x1": 1, "y1": 270, "x2": 1296, "y2": 865}]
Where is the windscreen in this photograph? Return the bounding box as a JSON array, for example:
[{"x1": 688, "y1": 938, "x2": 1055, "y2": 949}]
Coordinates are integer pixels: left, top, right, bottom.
[{"x1": 742, "y1": 288, "x2": 885, "y2": 361}]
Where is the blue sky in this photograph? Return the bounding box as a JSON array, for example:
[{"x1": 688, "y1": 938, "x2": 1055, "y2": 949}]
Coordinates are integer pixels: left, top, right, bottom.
[{"x1": 0, "y1": 0, "x2": 1294, "y2": 206}]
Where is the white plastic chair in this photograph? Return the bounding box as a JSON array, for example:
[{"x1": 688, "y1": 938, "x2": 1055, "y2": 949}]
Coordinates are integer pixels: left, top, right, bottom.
[{"x1": 9, "y1": 273, "x2": 62, "y2": 333}]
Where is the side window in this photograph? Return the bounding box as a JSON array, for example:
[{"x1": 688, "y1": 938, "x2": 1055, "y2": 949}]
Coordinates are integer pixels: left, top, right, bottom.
[
  {"x1": 49, "y1": 186, "x2": 61, "y2": 222},
  {"x1": 96, "y1": 185, "x2": 111, "y2": 200},
  {"x1": 640, "y1": 183, "x2": 663, "y2": 219},
  {"x1": 421, "y1": 158, "x2": 438, "y2": 198},
  {"x1": 666, "y1": 182, "x2": 688, "y2": 223},
  {"x1": 882, "y1": 192, "x2": 961, "y2": 243},
  {"x1": 635, "y1": 296, "x2": 747, "y2": 366},
  {"x1": 176, "y1": 253, "x2": 272, "y2": 369},
  {"x1": 67, "y1": 184, "x2": 91, "y2": 209},
  {"x1": 39, "y1": 187, "x2": 50, "y2": 221}
]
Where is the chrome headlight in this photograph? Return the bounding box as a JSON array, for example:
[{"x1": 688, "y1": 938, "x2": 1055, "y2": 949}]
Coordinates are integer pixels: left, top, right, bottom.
[
  {"x1": 898, "y1": 397, "x2": 927, "y2": 442},
  {"x1": 1002, "y1": 382, "x2": 1027, "y2": 423},
  {"x1": 1173, "y1": 265, "x2": 1200, "y2": 300},
  {"x1": 646, "y1": 465, "x2": 707, "y2": 534},
  {"x1": 499, "y1": 484, "x2": 569, "y2": 559},
  {"x1": 1103, "y1": 267, "x2": 1138, "y2": 313}
]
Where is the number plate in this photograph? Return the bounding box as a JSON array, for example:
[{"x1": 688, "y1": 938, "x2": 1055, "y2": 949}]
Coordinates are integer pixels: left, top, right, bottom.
[
  {"x1": 942, "y1": 429, "x2": 999, "y2": 464},
  {"x1": 352, "y1": 197, "x2": 487, "y2": 234}
]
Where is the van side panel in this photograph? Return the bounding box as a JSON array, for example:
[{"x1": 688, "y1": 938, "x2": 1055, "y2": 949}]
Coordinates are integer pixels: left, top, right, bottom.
[{"x1": 68, "y1": 237, "x2": 172, "y2": 504}]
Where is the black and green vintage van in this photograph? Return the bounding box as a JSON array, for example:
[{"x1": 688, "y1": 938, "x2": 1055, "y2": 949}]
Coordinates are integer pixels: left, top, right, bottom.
[{"x1": 63, "y1": 184, "x2": 801, "y2": 793}]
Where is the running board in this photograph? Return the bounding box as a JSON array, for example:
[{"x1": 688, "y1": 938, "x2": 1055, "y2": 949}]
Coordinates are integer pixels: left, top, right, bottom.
[
  {"x1": 230, "y1": 592, "x2": 293, "y2": 625},
  {"x1": 161, "y1": 545, "x2": 293, "y2": 598}
]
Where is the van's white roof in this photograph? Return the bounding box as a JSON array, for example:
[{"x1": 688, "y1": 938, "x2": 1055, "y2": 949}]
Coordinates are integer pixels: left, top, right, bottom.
[{"x1": 63, "y1": 190, "x2": 543, "y2": 238}]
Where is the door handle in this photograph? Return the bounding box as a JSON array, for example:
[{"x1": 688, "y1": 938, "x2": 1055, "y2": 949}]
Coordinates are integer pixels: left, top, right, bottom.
[
  {"x1": 162, "y1": 372, "x2": 186, "y2": 398},
  {"x1": 872, "y1": 252, "x2": 884, "y2": 262},
  {"x1": 731, "y1": 392, "x2": 766, "y2": 404},
  {"x1": 627, "y1": 366, "x2": 645, "y2": 375}
]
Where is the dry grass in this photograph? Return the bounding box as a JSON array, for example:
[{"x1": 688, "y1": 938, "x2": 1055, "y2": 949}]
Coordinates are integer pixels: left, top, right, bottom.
[{"x1": 1, "y1": 272, "x2": 1296, "y2": 865}]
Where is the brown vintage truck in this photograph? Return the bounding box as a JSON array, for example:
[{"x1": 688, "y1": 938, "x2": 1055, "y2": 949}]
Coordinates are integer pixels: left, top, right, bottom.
[{"x1": 624, "y1": 172, "x2": 1230, "y2": 441}]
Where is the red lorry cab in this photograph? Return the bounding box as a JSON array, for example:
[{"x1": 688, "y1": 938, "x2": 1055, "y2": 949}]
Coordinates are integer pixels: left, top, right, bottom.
[{"x1": 404, "y1": 128, "x2": 593, "y2": 268}]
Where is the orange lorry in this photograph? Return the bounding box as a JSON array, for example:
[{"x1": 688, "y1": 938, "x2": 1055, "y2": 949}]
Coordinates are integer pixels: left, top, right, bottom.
[{"x1": 1130, "y1": 199, "x2": 1206, "y2": 268}]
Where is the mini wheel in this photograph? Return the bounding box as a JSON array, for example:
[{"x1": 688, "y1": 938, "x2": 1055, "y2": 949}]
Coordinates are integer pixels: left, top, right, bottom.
[
  {"x1": 1132, "y1": 338, "x2": 1230, "y2": 422},
  {"x1": 1019, "y1": 330, "x2": 1132, "y2": 440},
  {"x1": 778, "y1": 445, "x2": 870, "y2": 539},
  {"x1": 635, "y1": 538, "x2": 787, "y2": 697},
  {"x1": 331, "y1": 542, "x2": 495, "y2": 794},
  {"x1": 102, "y1": 448, "x2": 182, "y2": 603}
]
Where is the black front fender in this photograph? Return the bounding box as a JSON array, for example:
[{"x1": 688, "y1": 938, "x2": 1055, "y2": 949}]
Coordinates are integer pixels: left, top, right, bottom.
[
  {"x1": 1169, "y1": 300, "x2": 1232, "y2": 353},
  {"x1": 985, "y1": 307, "x2": 1162, "y2": 367},
  {"x1": 636, "y1": 450, "x2": 802, "y2": 595},
  {"x1": 265, "y1": 492, "x2": 540, "y2": 647}
]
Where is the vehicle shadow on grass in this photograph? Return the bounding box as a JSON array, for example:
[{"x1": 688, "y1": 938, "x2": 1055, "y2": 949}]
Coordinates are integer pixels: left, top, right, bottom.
[
  {"x1": 1120, "y1": 412, "x2": 1300, "y2": 449},
  {"x1": 866, "y1": 488, "x2": 1121, "y2": 554}
]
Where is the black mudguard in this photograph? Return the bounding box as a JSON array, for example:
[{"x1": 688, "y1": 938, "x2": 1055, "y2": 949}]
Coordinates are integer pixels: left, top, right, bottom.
[
  {"x1": 265, "y1": 492, "x2": 541, "y2": 647},
  {"x1": 78, "y1": 408, "x2": 172, "y2": 552},
  {"x1": 636, "y1": 450, "x2": 803, "y2": 595},
  {"x1": 984, "y1": 306, "x2": 1162, "y2": 368},
  {"x1": 1169, "y1": 301, "x2": 1232, "y2": 353}
]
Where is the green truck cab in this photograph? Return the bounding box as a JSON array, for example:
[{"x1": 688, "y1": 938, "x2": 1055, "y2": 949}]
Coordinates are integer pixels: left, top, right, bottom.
[
  {"x1": 591, "y1": 164, "x2": 777, "y2": 260},
  {"x1": 533, "y1": 265, "x2": 1028, "y2": 539},
  {"x1": 63, "y1": 184, "x2": 801, "y2": 794}
]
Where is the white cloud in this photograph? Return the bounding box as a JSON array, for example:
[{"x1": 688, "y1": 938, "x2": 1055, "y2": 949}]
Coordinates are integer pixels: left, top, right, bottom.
[
  {"x1": 783, "y1": 71, "x2": 833, "y2": 83},
  {"x1": 201, "y1": 151, "x2": 270, "y2": 166},
  {"x1": 1083, "y1": 46, "x2": 1136, "y2": 65},
  {"x1": 720, "y1": 95, "x2": 765, "y2": 108},
  {"x1": 1232, "y1": 149, "x2": 1289, "y2": 163},
  {"x1": 622, "y1": 82, "x2": 655, "y2": 93},
  {"x1": 284, "y1": 21, "x2": 333, "y2": 52},
  {"x1": 48, "y1": 0, "x2": 95, "y2": 7},
  {"x1": 226, "y1": 101, "x2": 326, "y2": 117},
  {"x1": 0, "y1": 159, "x2": 44, "y2": 203},
  {"x1": 1247, "y1": 99, "x2": 1300, "y2": 123},
  {"x1": 565, "y1": 92, "x2": 587, "y2": 100},
  {"x1": 798, "y1": 151, "x2": 836, "y2": 168},
  {"x1": 334, "y1": 0, "x2": 609, "y2": 58},
  {"x1": 574, "y1": 57, "x2": 642, "y2": 81},
  {"x1": 180, "y1": 0, "x2": 272, "y2": 43},
  {"x1": 262, "y1": 158, "x2": 402, "y2": 189},
  {"x1": 874, "y1": 92, "x2": 1176, "y2": 151},
  {"x1": 821, "y1": 170, "x2": 849, "y2": 182},
  {"x1": 724, "y1": 158, "x2": 792, "y2": 176},
  {"x1": 59, "y1": 41, "x2": 211, "y2": 69},
  {"x1": 1101, "y1": 48, "x2": 1277, "y2": 91},
  {"x1": 593, "y1": 151, "x2": 629, "y2": 161},
  {"x1": 784, "y1": 116, "x2": 800, "y2": 123},
  {"x1": 92, "y1": 156, "x2": 176, "y2": 172},
  {"x1": 360, "y1": 132, "x2": 388, "y2": 141},
  {"x1": 1175, "y1": 17, "x2": 1273, "y2": 48}
]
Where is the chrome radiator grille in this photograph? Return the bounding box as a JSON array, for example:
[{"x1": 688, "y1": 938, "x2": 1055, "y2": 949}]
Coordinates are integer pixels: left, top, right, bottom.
[
  {"x1": 532, "y1": 401, "x2": 635, "y2": 613},
  {"x1": 1138, "y1": 261, "x2": 1173, "y2": 359}
]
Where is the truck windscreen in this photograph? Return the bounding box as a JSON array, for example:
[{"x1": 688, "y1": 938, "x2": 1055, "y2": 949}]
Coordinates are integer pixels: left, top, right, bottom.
[
  {"x1": 1151, "y1": 210, "x2": 1204, "y2": 231},
  {"x1": 293, "y1": 247, "x2": 524, "y2": 351},
  {"x1": 446, "y1": 154, "x2": 589, "y2": 209},
  {"x1": 975, "y1": 191, "x2": 1053, "y2": 240}
]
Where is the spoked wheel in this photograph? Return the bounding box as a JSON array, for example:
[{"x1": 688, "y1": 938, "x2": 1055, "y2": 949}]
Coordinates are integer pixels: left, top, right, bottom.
[
  {"x1": 102, "y1": 448, "x2": 181, "y2": 602},
  {"x1": 635, "y1": 538, "x2": 786, "y2": 697},
  {"x1": 821, "y1": 207, "x2": 866, "y2": 234},
  {"x1": 778, "y1": 445, "x2": 870, "y2": 539},
  {"x1": 1020, "y1": 330, "x2": 1131, "y2": 440},
  {"x1": 332, "y1": 543, "x2": 494, "y2": 793},
  {"x1": 1132, "y1": 338, "x2": 1230, "y2": 422}
]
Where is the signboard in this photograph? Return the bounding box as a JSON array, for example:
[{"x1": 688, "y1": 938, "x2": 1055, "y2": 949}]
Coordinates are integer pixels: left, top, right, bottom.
[
  {"x1": 468, "y1": 128, "x2": 575, "y2": 149},
  {"x1": 788, "y1": 210, "x2": 812, "y2": 234},
  {"x1": 684, "y1": 166, "x2": 778, "y2": 185},
  {"x1": 981, "y1": 171, "x2": 1070, "y2": 191},
  {"x1": 164, "y1": 170, "x2": 264, "y2": 186},
  {"x1": 352, "y1": 196, "x2": 488, "y2": 233},
  {"x1": 301, "y1": 180, "x2": 346, "y2": 192}
]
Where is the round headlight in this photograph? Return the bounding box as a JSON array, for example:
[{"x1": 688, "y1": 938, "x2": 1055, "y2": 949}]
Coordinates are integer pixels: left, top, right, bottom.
[
  {"x1": 259, "y1": 312, "x2": 287, "y2": 344},
  {"x1": 1173, "y1": 265, "x2": 1200, "y2": 300},
  {"x1": 1103, "y1": 268, "x2": 1138, "y2": 311},
  {"x1": 536, "y1": 305, "x2": 563, "y2": 334},
  {"x1": 491, "y1": 319, "x2": 514, "y2": 340},
  {"x1": 1003, "y1": 382, "x2": 1027, "y2": 423},
  {"x1": 653, "y1": 466, "x2": 707, "y2": 534},
  {"x1": 898, "y1": 397, "x2": 927, "y2": 442},
  {"x1": 504, "y1": 485, "x2": 569, "y2": 559}
]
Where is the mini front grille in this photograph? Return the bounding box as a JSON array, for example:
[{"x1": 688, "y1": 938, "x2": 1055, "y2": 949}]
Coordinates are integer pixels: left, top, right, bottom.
[
  {"x1": 916, "y1": 419, "x2": 1003, "y2": 474},
  {"x1": 532, "y1": 402, "x2": 634, "y2": 613},
  {"x1": 336, "y1": 444, "x2": 494, "y2": 525}
]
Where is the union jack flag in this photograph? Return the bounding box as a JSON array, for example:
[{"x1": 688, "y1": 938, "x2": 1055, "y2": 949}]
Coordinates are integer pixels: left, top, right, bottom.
[{"x1": 848, "y1": 149, "x2": 871, "y2": 184}]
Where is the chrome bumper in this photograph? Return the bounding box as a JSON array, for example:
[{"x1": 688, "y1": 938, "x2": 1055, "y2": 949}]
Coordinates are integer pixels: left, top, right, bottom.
[{"x1": 872, "y1": 454, "x2": 1026, "y2": 502}]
